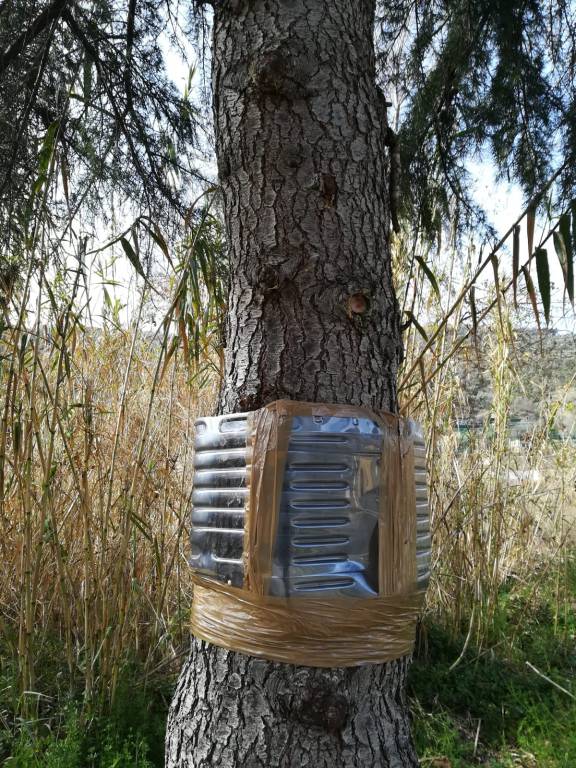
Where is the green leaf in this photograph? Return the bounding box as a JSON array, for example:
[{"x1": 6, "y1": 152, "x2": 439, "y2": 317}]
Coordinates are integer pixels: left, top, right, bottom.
[
  {"x1": 535, "y1": 248, "x2": 551, "y2": 324},
  {"x1": 559, "y1": 213, "x2": 571, "y2": 262},
  {"x1": 159, "y1": 335, "x2": 180, "y2": 384},
  {"x1": 555, "y1": 213, "x2": 574, "y2": 308},
  {"x1": 527, "y1": 206, "x2": 536, "y2": 257},
  {"x1": 60, "y1": 153, "x2": 70, "y2": 206},
  {"x1": 32, "y1": 121, "x2": 59, "y2": 195},
  {"x1": 120, "y1": 236, "x2": 146, "y2": 281},
  {"x1": 404, "y1": 310, "x2": 429, "y2": 341},
  {"x1": 13, "y1": 417, "x2": 22, "y2": 455},
  {"x1": 553, "y1": 230, "x2": 568, "y2": 280},
  {"x1": 415, "y1": 255, "x2": 441, "y2": 300},
  {"x1": 19, "y1": 332, "x2": 28, "y2": 363},
  {"x1": 150, "y1": 225, "x2": 168, "y2": 258},
  {"x1": 512, "y1": 225, "x2": 520, "y2": 308},
  {"x1": 490, "y1": 254, "x2": 505, "y2": 329},
  {"x1": 563, "y1": 208, "x2": 574, "y2": 307},
  {"x1": 128, "y1": 509, "x2": 152, "y2": 542},
  {"x1": 469, "y1": 286, "x2": 478, "y2": 336},
  {"x1": 522, "y1": 265, "x2": 541, "y2": 332},
  {"x1": 38, "y1": 121, "x2": 59, "y2": 175},
  {"x1": 491, "y1": 253, "x2": 500, "y2": 291},
  {"x1": 147, "y1": 223, "x2": 174, "y2": 269}
]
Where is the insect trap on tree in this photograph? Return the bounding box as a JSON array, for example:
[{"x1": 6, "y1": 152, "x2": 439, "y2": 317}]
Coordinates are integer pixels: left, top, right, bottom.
[{"x1": 189, "y1": 400, "x2": 430, "y2": 667}]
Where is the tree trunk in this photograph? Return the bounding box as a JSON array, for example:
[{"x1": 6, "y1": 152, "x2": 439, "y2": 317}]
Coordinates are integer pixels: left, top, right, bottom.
[{"x1": 166, "y1": 0, "x2": 418, "y2": 765}]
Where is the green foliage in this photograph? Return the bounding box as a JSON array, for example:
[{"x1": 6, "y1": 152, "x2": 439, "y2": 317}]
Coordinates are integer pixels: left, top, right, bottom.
[
  {"x1": 535, "y1": 247, "x2": 550, "y2": 324},
  {"x1": 376, "y1": 0, "x2": 576, "y2": 242},
  {"x1": 174, "y1": 208, "x2": 228, "y2": 376},
  {"x1": 410, "y1": 557, "x2": 576, "y2": 766},
  {"x1": 0, "y1": 649, "x2": 169, "y2": 767},
  {"x1": 0, "y1": 0, "x2": 204, "y2": 261},
  {"x1": 3, "y1": 0, "x2": 576, "y2": 267},
  {"x1": 560, "y1": 209, "x2": 574, "y2": 306},
  {"x1": 7, "y1": 715, "x2": 156, "y2": 767},
  {"x1": 2, "y1": 558, "x2": 574, "y2": 767}
]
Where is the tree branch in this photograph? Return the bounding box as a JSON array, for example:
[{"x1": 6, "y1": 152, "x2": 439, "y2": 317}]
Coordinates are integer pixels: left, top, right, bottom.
[{"x1": 0, "y1": 0, "x2": 68, "y2": 76}]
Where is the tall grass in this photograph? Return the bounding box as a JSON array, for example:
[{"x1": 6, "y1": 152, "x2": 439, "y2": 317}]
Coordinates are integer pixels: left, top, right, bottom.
[
  {"x1": 0, "y1": 203, "x2": 575, "y2": 743},
  {"x1": 0, "y1": 270, "x2": 215, "y2": 714},
  {"x1": 398, "y1": 232, "x2": 576, "y2": 655}
]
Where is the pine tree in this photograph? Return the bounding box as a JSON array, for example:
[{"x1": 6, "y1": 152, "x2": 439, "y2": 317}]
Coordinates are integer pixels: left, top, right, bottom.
[
  {"x1": 165, "y1": 2, "x2": 576, "y2": 764},
  {"x1": 164, "y1": 1, "x2": 416, "y2": 765},
  {"x1": 2, "y1": 0, "x2": 576, "y2": 764}
]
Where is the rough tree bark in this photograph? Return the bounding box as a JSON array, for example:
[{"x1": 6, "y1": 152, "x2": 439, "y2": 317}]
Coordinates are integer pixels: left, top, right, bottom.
[{"x1": 166, "y1": 0, "x2": 418, "y2": 765}]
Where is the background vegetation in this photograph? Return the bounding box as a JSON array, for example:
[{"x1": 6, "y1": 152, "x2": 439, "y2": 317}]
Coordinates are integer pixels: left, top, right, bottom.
[
  {"x1": 1, "y1": 202, "x2": 575, "y2": 765},
  {"x1": 2, "y1": 0, "x2": 576, "y2": 765}
]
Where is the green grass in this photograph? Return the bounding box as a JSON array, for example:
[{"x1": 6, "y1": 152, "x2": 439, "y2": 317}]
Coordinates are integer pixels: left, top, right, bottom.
[
  {"x1": 410, "y1": 624, "x2": 576, "y2": 766},
  {"x1": 6, "y1": 713, "x2": 155, "y2": 768},
  {"x1": 2, "y1": 693, "x2": 167, "y2": 767},
  {"x1": 1, "y1": 561, "x2": 575, "y2": 767},
  {"x1": 0, "y1": 655, "x2": 171, "y2": 767},
  {"x1": 410, "y1": 562, "x2": 576, "y2": 766}
]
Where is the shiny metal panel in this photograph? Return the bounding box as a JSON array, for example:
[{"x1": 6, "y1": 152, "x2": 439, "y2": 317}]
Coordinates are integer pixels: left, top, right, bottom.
[
  {"x1": 189, "y1": 414, "x2": 248, "y2": 586},
  {"x1": 268, "y1": 414, "x2": 382, "y2": 597},
  {"x1": 189, "y1": 410, "x2": 431, "y2": 595},
  {"x1": 409, "y1": 420, "x2": 431, "y2": 587}
]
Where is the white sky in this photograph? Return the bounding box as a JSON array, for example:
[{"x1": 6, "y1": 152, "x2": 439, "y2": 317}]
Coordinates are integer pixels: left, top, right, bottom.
[{"x1": 469, "y1": 161, "x2": 575, "y2": 333}]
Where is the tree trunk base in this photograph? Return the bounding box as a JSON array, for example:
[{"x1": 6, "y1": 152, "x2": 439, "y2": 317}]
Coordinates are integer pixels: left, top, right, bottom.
[{"x1": 166, "y1": 637, "x2": 418, "y2": 768}]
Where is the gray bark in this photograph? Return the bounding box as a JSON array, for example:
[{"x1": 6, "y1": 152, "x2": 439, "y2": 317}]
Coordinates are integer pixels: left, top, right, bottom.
[
  {"x1": 167, "y1": 639, "x2": 417, "y2": 767},
  {"x1": 166, "y1": 0, "x2": 418, "y2": 765},
  {"x1": 214, "y1": 0, "x2": 401, "y2": 415}
]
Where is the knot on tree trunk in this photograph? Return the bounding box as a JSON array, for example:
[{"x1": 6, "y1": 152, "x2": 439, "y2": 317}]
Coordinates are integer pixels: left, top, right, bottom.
[
  {"x1": 279, "y1": 681, "x2": 349, "y2": 733},
  {"x1": 249, "y1": 242, "x2": 303, "y2": 293},
  {"x1": 250, "y1": 40, "x2": 317, "y2": 101}
]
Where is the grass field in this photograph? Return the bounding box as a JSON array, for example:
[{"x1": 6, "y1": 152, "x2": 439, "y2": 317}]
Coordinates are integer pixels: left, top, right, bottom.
[
  {"x1": 2, "y1": 555, "x2": 575, "y2": 767},
  {"x1": 1, "y1": 283, "x2": 575, "y2": 766}
]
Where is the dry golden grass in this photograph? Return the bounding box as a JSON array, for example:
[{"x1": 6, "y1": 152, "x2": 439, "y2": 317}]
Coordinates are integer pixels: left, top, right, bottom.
[
  {"x1": 0, "y1": 316, "x2": 215, "y2": 709},
  {"x1": 403, "y1": 297, "x2": 576, "y2": 651},
  {"x1": 1, "y1": 237, "x2": 574, "y2": 719}
]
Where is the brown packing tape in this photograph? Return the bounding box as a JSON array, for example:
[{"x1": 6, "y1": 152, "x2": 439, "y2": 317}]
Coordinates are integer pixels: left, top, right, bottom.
[
  {"x1": 191, "y1": 400, "x2": 427, "y2": 667},
  {"x1": 380, "y1": 419, "x2": 418, "y2": 595},
  {"x1": 244, "y1": 403, "x2": 293, "y2": 596},
  {"x1": 191, "y1": 577, "x2": 425, "y2": 667}
]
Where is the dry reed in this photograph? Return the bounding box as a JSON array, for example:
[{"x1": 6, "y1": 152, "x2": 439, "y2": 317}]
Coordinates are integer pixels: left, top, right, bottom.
[{"x1": 1, "y1": 219, "x2": 574, "y2": 719}]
